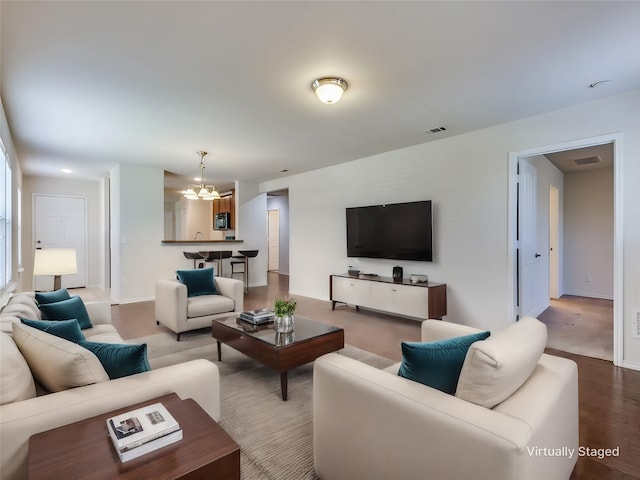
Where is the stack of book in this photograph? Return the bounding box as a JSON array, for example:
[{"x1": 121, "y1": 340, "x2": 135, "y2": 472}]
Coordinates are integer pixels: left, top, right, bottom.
[
  {"x1": 239, "y1": 309, "x2": 275, "y2": 324},
  {"x1": 106, "y1": 402, "x2": 182, "y2": 463}
]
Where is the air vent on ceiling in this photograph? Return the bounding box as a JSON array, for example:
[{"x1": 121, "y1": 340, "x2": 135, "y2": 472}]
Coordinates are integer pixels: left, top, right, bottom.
[
  {"x1": 573, "y1": 155, "x2": 601, "y2": 166},
  {"x1": 427, "y1": 126, "x2": 447, "y2": 134}
]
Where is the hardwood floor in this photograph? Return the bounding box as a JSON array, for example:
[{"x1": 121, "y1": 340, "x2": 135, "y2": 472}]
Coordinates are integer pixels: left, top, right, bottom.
[{"x1": 109, "y1": 272, "x2": 640, "y2": 479}]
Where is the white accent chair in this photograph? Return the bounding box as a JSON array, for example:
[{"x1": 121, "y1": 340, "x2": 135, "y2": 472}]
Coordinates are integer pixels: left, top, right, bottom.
[
  {"x1": 155, "y1": 276, "x2": 244, "y2": 341},
  {"x1": 313, "y1": 318, "x2": 579, "y2": 480}
]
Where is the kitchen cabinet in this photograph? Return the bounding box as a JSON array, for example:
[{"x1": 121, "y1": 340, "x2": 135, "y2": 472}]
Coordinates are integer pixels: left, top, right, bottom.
[{"x1": 212, "y1": 189, "x2": 235, "y2": 229}]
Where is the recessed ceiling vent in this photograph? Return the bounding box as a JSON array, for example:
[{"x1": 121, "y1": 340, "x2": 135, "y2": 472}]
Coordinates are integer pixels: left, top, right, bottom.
[
  {"x1": 573, "y1": 155, "x2": 601, "y2": 166},
  {"x1": 427, "y1": 126, "x2": 447, "y2": 134}
]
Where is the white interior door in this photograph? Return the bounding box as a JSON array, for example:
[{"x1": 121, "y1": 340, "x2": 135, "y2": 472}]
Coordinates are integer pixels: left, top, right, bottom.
[
  {"x1": 268, "y1": 209, "x2": 279, "y2": 271},
  {"x1": 549, "y1": 186, "x2": 560, "y2": 299},
  {"x1": 518, "y1": 159, "x2": 540, "y2": 317},
  {"x1": 34, "y1": 195, "x2": 87, "y2": 290}
]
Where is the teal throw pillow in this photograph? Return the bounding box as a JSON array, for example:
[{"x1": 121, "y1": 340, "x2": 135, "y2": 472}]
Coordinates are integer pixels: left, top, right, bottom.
[
  {"x1": 20, "y1": 318, "x2": 85, "y2": 343},
  {"x1": 38, "y1": 296, "x2": 93, "y2": 330},
  {"x1": 78, "y1": 341, "x2": 151, "y2": 379},
  {"x1": 35, "y1": 288, "x2": 71, "y2": 305},
  {"x1": 176, "y1": 267, "x2": 219, "y2": 297},
  {"x1": 398, "y1": 330, "x2": 491, "y2": 394}
]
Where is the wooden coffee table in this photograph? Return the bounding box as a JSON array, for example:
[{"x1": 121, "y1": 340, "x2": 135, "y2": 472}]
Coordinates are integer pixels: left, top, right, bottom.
[
  {"x1": 28, "y1": 393, "x2": 240, "y2": 480},
  {"x1": 212, "y1": 316, "x2": 345, "y2": 400}
]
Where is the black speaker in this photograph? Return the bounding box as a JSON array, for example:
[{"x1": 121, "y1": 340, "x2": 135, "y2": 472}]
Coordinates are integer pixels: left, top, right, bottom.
[{"x1": 393, "y1": 266, "x2": 403, "y2": 282}]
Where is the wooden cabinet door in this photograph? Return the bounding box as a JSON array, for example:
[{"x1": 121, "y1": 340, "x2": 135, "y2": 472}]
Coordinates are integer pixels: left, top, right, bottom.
[
  {"x1": 392, "y1": 284, "x2": 430, "y2": 319},
  {"x1": 368, "y1": 282, "x2": 395, "y2": 313},
  {"x1": 332, "y1": 276, "x2": 370, "y2": 306}
]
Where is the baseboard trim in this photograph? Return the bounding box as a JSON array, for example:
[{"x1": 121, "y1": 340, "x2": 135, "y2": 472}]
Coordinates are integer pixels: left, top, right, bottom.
[{"x1": 621, "y1": 360, "x2": 640, "y2": 371}]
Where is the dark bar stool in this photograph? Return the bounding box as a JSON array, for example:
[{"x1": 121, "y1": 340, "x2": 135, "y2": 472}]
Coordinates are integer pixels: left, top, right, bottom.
[
  {"x1": 199, "y1": 250, "x2": 233, "y2": 277},
  {"x1": 231, "y1": 250, "x2": 259, "y2": 293},
  {"x1": 183, "y1": 252, "x2": 205, "y2": 269}
]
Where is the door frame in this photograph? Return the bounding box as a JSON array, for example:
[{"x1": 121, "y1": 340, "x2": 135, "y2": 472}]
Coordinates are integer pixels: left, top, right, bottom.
[
  {"x1": 32, "y1": 193, "x2": 89, "y2": 290},
  {"x1": 507, "y1": 132, "x2": 623, "y2": 366}
]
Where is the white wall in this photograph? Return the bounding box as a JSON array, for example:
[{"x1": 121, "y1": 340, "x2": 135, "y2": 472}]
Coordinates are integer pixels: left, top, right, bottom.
[
  {"x1": 260, "y1": 89, "x2": 640, "y2": 367},
  {"x1": 110, "y1": 164, "x2": 165, "y2": 303},
  {"x1": 237, "y1": 183, "x2": 268, "y2": 288},
  {"x1": 563, "y1": 167, "x2": 614, "y2": 298}
]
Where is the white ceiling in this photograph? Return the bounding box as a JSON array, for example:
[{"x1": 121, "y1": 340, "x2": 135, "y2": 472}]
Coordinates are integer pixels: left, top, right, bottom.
[{"x1": 2, "y1": 1, "x2": 639, "y2": 188}]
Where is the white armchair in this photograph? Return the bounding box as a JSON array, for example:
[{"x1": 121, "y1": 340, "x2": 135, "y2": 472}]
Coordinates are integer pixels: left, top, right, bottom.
[
  {"x1": 155, "y1": 276, "x2": 244, "y2": 340},
  {"x1": 313, "y1": 318, "x2": 578, "y2": 480}
]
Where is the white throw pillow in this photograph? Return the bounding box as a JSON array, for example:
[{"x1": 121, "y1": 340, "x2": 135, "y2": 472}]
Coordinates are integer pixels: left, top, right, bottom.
[
  {"x1": 0, "y1": 332, "x2": 37, "y2": 404},
  {"x1": 12, "y1": 323, "x2": 109, "y2": 393},
  {"x1": 455, "y1": 316, "x2": 547, "y2": 408}
]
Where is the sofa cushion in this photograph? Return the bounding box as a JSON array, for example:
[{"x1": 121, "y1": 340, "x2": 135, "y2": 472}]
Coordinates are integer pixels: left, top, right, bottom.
[
  {"x1": 39, "y1": 296, "x2": 93, "y2": 330},
  {"x1": 35, "y1": 288, "x2": 71, "y2": 305},
  {"x1": 0, "y1": 332, "x2": 37, "y2": 404},
  {"x1": 176, "y1": 267, "x2": 219, "y2": 297},
  {"x1": 83, "y1": 324, "x2": 125, "y2": 344},
  {"x1": 398, "y1": 331, "x2": 490, "y2": 394},
  {"x1": 78, "y1": 341, "x2": 151, "y2": 379},
  {"x1": 1, "y1": 302, "x2": 42, "y2": 321},
  {"x1": 20, "y1": 318, "x2": 85, "y2": 343},
  {"x1": 187, "y1": 294, "x2": 235, "y2": 318},
  {"x1": 455, "y1": 316, "x2": 547, "y2": 408},
  {"x1": 12, "y1": 323, "x2": 109, "y2": 393}
]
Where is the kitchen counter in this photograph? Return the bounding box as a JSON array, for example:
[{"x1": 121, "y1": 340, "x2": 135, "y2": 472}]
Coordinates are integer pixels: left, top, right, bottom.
[{"x1": 161, "y1": 240, "x2": 243, "y2": 245}]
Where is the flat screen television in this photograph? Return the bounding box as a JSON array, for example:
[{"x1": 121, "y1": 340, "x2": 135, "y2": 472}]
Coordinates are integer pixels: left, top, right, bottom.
[{"x1": 346, "y1": 200, "x2": 433, "y2": 261}]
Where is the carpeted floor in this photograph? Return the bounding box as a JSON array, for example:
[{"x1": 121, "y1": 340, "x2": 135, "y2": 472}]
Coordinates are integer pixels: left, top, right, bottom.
[{"x1": 129, "y1": 329, "x2": 395, "y2": 479}]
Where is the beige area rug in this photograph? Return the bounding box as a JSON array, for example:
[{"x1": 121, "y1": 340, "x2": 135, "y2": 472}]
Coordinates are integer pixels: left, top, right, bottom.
[{"x1": 129, "y1": 330, "x2": 395, "y2": 479}]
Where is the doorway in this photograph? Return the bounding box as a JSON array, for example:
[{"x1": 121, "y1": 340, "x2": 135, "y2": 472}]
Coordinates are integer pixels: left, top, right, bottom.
[
  {"x1": 508, "y1": 133, "x2": 622, "y2": 366},
  {"x1": 268, "y1": 209, "x2": 280, "y2": 271},
  {"x1": 33, "y1": 194, "x2": 87, "y2": 290}
]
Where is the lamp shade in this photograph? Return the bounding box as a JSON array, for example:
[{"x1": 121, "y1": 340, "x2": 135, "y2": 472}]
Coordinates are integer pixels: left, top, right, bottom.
[{"x1": 33, "y1": 248, "x2": 78, "y2": 276}]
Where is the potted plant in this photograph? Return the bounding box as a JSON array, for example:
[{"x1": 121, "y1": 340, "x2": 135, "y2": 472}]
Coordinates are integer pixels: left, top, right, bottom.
[{"x1": 274, "y1": 297, "x2": 296, "y2": 333}]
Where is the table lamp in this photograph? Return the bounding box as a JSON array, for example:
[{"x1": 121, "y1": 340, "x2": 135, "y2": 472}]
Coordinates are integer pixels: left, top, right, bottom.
[{"x1": 33, "y1": 248, "x2": 78, "y2": 291}]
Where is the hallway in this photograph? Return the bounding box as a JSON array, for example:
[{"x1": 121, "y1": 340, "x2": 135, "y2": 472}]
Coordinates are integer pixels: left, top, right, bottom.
[{"x1": 538, "y1": 295, "x2": 613, "y2": 361}]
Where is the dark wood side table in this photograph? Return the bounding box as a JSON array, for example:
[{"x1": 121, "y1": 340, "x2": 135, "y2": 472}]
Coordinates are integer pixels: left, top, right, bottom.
[{"x1": 28, "y1": 393, "x2": 240, "y2": 480}]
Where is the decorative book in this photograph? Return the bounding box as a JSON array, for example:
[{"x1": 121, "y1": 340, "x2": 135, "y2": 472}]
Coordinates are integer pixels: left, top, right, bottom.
[
  {"x1": 239, "y1": 309, "x2": 275, "y2": 324},
  {"x1": 106, "y1": 402, "x2": 182, "y2": 462}
]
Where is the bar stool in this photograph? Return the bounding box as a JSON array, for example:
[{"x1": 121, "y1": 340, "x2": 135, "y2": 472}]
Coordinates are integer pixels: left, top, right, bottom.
[
  {"x1": 183, "y1": 251, "x2": 205, "y2": 269},
  {"x1": 199, "y1": 250, "x2": 233, "y2": 277},
  {"x1": 231, "y1": 250, "x2": 259, "y2": 293}
]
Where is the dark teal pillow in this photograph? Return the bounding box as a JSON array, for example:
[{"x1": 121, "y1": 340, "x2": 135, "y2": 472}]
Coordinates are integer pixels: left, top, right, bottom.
[
  {"x1": 78, "y1": 341, "x2": 151, "y2": 379},
  {"x1": 176, "y1": 267, "x2": 218, "y2": 297},
  {"x1": 398, "y1": 331, "x2": 491, "y2": 394},
  {"x1": 38, "y1": 296, "x2": 93, "y2": 330},
  {"x1": 20, "y1": 318, "x2": 85, "y2": 343},
  {"x1": 35, "y1": 288, "x2": 71, "y2": 305}
]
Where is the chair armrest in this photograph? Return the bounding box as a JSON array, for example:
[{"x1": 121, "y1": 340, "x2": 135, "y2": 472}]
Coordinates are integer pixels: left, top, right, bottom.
[
  {"x1": 421, "y1": 319, "x2": 483, "y2": 342},
  {"x1": 0, "y1": 359, "x2": 220, "y2": 480},
  {"x1": 84, "y1": 301, "x2": 111, "y2": 325},
  {"x1": 313, "y1": 353, "x2": 531, "y2": 480},
  {"x1": 214, "y1": 277, "x2": 244, "y2": 312},
  {"x1": 155, "y1": 280, "x2": 188, "y2": 331}
]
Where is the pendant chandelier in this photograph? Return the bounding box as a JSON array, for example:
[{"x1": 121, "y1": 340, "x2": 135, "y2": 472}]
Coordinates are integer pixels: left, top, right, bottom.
[{"x1": 184, "y1": 151, "x2": 221, "y2": 201}]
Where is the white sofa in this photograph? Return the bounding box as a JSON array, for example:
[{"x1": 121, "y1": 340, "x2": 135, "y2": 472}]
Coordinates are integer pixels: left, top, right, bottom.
[
  {"x1": 313, "y1": 318, "x2": 579, "y2": 480},
  {"x1": 0, "y1": 292, "x2": 221, "y2": 480},
  {"x1": 155, "y1": 276, "x2": 244, "y2": 340}
]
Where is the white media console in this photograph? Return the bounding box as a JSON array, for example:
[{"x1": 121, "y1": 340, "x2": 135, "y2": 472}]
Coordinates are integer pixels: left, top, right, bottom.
[{"x1": 330, "y1": 274, "x2": 447, "y2": 320}]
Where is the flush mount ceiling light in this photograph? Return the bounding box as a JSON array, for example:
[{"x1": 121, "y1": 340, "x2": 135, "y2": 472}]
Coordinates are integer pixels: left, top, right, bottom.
[
  {"x1": 184, "y1": 151, "x2": 221, "y2": 201},
  {"x1": 312, "y1": 77, "x2": 348, "y2": 104}
]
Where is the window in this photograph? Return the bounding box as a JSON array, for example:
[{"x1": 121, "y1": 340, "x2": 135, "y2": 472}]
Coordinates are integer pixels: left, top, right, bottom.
[{"x1": 0, "y1": 139, "x2": 11, "y2": 290}]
